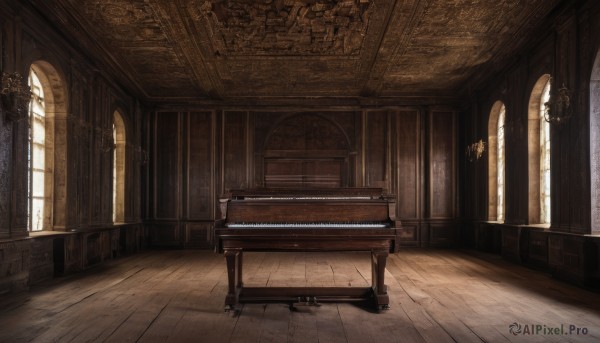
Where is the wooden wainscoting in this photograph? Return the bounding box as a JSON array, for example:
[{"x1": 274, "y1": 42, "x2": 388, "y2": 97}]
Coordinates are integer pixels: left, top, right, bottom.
[
  {"x1": 27, "y1": 224, "x2": 145, "y2": 287},
  {"x1": 462, "y1": 222, "x2": 600, "y2": 288}
]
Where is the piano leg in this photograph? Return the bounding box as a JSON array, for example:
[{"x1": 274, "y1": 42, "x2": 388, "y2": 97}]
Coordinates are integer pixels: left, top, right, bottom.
[
  {"x1": 224, "y1": 249, "x2": 243, "y2": 311},
  {"x1": 371, "y1": 250, "x2": 390, "y2": 311}
]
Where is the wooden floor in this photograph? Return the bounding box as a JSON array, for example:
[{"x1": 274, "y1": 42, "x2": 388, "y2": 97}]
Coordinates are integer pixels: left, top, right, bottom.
[{"x1": 0, "y1": 250, "x2": 599, "y2": 343}]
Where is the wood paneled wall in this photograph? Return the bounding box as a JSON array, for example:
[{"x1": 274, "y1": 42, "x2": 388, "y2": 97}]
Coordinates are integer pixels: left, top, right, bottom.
[
  {"x1": 0, "y1": 3, "x2": 143, "y2": 238},
  {"x1": 0, "y1": 2, "x2": 145, "y2": 294},
  {"x1": 395, "y1": 111, "x2": 422, "y2": 244},
  {"x1": 462, "y1": 0, "x2": 600, "y2": 233},
  {"x1": 145, "y1": 111, "x2": 217, "y2": 248},
  {"x1": 145, "y1": 109, "x2": 458, "y2": 248},
  {"x1": 460, "y1": 0, "x2": 600, "y2": 287}
]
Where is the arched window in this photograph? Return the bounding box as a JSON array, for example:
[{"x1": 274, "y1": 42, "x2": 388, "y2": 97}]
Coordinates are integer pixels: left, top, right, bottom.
[
  {"x1": 113, "y1": 111, "x2": 126, "y2": 223},
  {"x1": 497, "y1": 106, "x2": 506, "y2": 222},
  {"x1": 528, "y1": 74, "x2": 551, "y2": 225},
  {"x1": 28, "y1": 69, "x2": 46, "y2": 231},
  {"x1": 591, "y1": 49, "x2": 600, "y2": 235},
  {"x1": 488, "y1": 101, "x2": 506, "y2": 222},
  {"x1": 26, "y1": 62, "x2": 67, "y2": 232},
  {"x1": 540, "y1": 80, "x2": 551, "y2": 224}
]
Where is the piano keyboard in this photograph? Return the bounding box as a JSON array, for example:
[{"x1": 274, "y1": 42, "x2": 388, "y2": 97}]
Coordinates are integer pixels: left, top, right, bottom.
[
  {"x1": 226, "y1": 222, "x2": 389, "y2": 228},
  {"x1": 243, "y1": 196, "x2": 374, "y2": 200}
]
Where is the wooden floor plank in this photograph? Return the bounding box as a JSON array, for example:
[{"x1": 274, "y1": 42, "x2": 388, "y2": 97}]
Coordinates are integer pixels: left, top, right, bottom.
[
  {"x1": 315, "y1": 304, "x2": 348, "y2": 343},
  {"x1": 288, "y1": 306, "x2": 319, "y2": 343},
  {"x1": 229, "y1": 304, "x2": 267, "y2": 343},
  {"x1": 1, "y1": 249, "x2": 599, "y2": 343},
  {"x1": 257, "y1": 303, "x2": 292, "y2": 342}
]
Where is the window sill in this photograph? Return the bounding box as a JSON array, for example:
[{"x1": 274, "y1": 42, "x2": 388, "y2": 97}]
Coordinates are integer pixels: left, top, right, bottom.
[
  {"x1": 476, "y1": 221, "x2": 551, "y2": 230},
  {"x1": 29, "y1": 230, "x2": 72, "y2": 238},
  {"x1": 522, "y1": 224, "x2": 550, "y2": 230}
]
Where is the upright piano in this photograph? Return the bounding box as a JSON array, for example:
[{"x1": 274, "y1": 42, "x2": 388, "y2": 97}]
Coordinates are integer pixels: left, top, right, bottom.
[{"x1": 214, "y1": 188, "x2": 402, "y2": 311}]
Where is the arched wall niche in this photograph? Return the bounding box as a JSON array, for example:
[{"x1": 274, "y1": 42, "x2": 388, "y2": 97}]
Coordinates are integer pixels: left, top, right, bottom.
[{"x1": 260, "y1": 113, "x2": 352, "y2": 188}]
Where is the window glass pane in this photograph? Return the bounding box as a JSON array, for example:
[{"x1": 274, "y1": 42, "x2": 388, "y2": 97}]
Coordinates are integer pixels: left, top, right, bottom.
[
  {"x1": 113, "y1": 122, "x2": 117, "y2": 223},
  {"x1": 32, "y1": 120, "x2": 45, "y2": 145},
  {"x1": 113, "y1": 113, "x2": 126, "y2": 223},
  {"x1": 32, "y1": 171, "x2": 45, "y2": 197},
  {"x1": 540, "y1": 79, "x2": 551, "y2": 224},
  {"x1": 31, "y1": 199, "x2": 44, "y2": 231},
  {"x1": 32, "y1": 98, "x2": 45, "y2": 114},
  {"x1": 497, "y1": 105, "x2": 505, "y2": 222},
  {"x1": 28, "y1": 68, "x2": 46, "y2": 231},
  {"x1": 32, "y1": 145, "x2": 45, "y2": 170}
]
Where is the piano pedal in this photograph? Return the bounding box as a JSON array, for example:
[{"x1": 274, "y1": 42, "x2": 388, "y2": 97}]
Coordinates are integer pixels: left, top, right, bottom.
[{"x1": 291, "y1": 296, "x2": 321, "y2": 310}]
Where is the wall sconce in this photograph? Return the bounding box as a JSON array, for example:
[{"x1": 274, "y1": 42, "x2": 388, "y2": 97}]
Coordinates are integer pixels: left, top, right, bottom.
[
  {"x1": 466, "y1": 139, "x2": 486, "y2": 162},
  {"x1": 544, "y1": 79, "x2": 572, "y2": 126},
  {"x1": 1, "y1": 72, "x2": 32, "y2": 122}
]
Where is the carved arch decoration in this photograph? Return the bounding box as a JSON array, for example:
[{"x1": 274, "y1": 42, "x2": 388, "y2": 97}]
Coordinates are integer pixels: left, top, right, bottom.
[
  {"x1": 590, "y1": 49, "x2": 600, "y2": 234},
  {"x1": 260, "y1": 113, "x2": 353, "y2": 188}
]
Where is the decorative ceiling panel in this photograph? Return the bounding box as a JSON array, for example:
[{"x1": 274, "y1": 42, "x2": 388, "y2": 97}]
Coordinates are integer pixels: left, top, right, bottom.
[
  {"x1": 193, "y1": 0, "x2": 373, "y2": 56},
  {"x1": 29, "y1": 0, "x2": 563, "y2": 101}
]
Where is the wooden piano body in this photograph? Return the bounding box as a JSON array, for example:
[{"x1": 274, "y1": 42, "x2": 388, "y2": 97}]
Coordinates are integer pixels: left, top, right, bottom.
[{"x1": 214, "y1": 188, "x2": 402, "y2": 311}]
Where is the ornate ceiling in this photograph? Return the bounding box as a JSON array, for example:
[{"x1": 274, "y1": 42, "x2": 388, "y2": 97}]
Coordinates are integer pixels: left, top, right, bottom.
[{"x1": 28, "y1": 0, "x2": 562, "y2": 103}]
